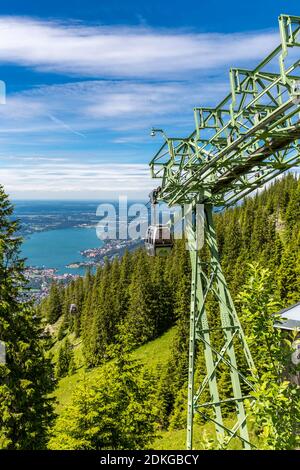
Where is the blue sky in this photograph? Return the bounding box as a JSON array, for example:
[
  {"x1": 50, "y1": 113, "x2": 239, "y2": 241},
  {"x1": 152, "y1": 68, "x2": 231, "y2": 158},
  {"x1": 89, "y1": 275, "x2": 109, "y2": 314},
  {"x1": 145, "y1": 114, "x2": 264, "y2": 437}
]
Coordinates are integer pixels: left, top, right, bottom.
[{"x1": 0, "y1": 0, "x2": 298, "y2": 199}]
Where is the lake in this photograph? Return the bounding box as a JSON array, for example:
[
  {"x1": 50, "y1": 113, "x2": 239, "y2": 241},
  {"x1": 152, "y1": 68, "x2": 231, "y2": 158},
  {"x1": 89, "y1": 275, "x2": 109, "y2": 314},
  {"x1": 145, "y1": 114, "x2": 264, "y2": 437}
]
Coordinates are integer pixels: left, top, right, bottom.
[{"x1": 21, "y1": 226, "x2": 103, "y2": 275}]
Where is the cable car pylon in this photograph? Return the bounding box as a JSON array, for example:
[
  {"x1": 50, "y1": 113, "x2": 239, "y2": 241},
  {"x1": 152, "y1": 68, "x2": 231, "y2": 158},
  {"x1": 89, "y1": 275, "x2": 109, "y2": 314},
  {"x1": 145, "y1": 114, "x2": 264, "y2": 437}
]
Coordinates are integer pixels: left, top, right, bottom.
[{"x1": 148, "y1": 14, "x2": 300, "y2": 449}]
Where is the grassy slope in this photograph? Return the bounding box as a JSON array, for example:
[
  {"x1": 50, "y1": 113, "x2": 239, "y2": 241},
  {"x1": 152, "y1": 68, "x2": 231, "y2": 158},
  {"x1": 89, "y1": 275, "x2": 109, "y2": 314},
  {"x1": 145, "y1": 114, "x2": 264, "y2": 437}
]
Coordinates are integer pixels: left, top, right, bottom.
[
  {"x1": 53, "y1": 327, "x2": 176, "y2": 414},
  {"x1": 52, "y1": 327, "x2": 257, "y2": 450},
  {"x1": 52, "y1": 328, "x2": 213, "y2": 450}
]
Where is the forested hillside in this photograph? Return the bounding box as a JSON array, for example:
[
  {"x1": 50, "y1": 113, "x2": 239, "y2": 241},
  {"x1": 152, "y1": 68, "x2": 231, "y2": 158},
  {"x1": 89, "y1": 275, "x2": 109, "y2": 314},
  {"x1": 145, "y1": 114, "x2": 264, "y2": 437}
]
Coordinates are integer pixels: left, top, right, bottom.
[
  {"x1": 41, "y1": 174, "x2": 299, "y2": 359},
  {"x1": 38, "y1": 174, "x2": 299, "y2": 449},
  {"x1": 2, "y1": 175, "x2": 298, "y2": 449}
]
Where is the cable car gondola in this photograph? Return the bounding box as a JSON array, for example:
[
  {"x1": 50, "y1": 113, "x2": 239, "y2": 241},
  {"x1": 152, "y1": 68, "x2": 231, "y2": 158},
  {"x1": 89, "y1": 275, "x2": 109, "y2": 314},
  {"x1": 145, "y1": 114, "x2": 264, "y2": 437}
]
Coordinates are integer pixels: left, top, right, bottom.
[
  {"x1": 145, "y1": 224, "x2": 173, "y2": 256},
  {"x1": 145, "y1": 187, "x2": 174, "y2": 256}
]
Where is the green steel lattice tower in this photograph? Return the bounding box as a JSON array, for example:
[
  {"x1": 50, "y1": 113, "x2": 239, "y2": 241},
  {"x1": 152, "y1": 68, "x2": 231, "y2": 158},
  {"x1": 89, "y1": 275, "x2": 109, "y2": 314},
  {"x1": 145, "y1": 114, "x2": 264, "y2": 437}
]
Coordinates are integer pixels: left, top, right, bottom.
[{"x1": 149, "y1": 14, "x2": 300, "y2": 449}]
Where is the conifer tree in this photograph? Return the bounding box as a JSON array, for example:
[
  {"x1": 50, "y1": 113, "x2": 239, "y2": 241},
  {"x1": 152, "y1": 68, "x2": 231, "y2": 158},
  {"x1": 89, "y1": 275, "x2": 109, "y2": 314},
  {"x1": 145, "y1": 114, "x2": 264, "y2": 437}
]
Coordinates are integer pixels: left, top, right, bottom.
[
  {"x1": 57, "y1": 313, "x2": 68, "y2": 341},
  {"x1": 0, "y1": 186, "x2": 55, "y2": 449},
  {"x1": 124, "y1": 250, "x2": 157, "y2": 345},
  {"x1": 47, "y1": 281, "x2": 63, "y2": 324},
  {"x1": 118, "y1": 249, "x2": 131, "y2": 320},
  {"x1": 49, "y1": 332, "x2": 157, "y2": 450},
  {"x1": 277, "y1": 246, "x2": 300, "y2": 305},
  {"x1": 55, "y1": 337, "x2": 74, "y2": 378},
  {"x1": 86, "y1": 259, "x2": 112, "y2": 366}
]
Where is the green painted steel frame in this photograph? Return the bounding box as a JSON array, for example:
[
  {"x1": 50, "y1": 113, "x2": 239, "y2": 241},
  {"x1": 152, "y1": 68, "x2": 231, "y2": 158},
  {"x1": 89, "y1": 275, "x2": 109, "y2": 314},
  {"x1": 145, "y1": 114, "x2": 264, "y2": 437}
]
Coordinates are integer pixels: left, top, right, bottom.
[
  {"x1": 150, "y1": 15, "x2": 300, "y2": 209},
  {"x1": 187, "y1": 204, "x2": 255, "y2": 449},
  {"x1": 148, "y1": 14, "x2": 300, "y2": 450}
]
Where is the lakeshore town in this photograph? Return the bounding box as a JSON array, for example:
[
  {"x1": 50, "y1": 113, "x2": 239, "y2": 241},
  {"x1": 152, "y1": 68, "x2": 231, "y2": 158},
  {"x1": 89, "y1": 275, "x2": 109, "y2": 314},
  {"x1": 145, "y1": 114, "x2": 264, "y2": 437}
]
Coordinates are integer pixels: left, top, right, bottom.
[
  {"x1": 25, "y1": 238, "x2": 142, "y2": 302},
  {"x1": 14, "y1": 200, "x2": 148, "y2": 302}
]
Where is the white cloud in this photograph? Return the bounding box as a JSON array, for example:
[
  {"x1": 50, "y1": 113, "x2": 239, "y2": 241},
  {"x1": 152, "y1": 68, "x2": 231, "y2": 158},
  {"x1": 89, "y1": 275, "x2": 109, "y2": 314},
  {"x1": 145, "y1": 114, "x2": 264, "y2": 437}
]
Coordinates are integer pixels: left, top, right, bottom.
[
  {"x1": 0, "y1": 17, "x2": 279, "y2": 78},
  {"x1": 1, "y1": 162, "x2": 154, "y2": 197},
  {"x1": 0, "y1": 16, "x2": 286, "y2": 199},
  {"x1": 0, "y1": 79, "x2": 229, "y2": 138}
]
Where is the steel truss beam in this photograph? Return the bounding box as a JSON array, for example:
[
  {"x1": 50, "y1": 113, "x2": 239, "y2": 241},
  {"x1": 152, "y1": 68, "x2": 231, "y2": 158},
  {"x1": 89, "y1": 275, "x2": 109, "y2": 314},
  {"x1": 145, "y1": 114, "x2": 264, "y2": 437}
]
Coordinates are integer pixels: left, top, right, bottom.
[
  {"x1": 150, "y1": 15, "x2": 300, "y2": 208},
  {"x1": 187, "y1": 204, "x2": 255, "y2": 449},
  {"x1": 149, "y1": 14, "x2": 300, "y2": 450}
]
